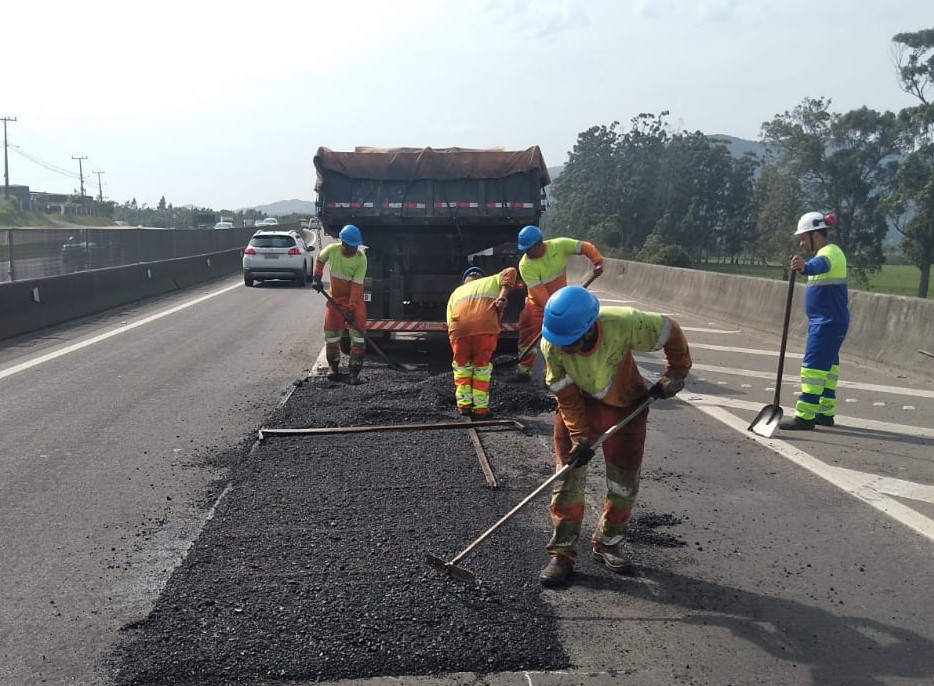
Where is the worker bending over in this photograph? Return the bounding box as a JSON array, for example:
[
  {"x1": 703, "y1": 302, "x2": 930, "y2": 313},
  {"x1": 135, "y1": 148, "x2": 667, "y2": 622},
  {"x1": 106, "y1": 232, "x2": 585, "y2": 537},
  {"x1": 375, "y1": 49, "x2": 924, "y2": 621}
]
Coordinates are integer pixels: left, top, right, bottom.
[
  {"x1": 446, "y1": 265, "x2": 517, "y2": 417},
  {"x1": 537, "y1": 285, "x2": 692, "y2": 588}
]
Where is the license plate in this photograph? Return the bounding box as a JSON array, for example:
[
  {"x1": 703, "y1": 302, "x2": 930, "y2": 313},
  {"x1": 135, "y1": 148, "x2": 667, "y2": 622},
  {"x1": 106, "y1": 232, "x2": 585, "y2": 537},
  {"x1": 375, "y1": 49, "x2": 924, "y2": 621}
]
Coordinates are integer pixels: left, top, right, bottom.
[
  {"x1": 263, "y1": 254, "x2": 278, "y2": 259},
  {"x1": 363, "y1": 291, "x2": 372, "y2": 302}
]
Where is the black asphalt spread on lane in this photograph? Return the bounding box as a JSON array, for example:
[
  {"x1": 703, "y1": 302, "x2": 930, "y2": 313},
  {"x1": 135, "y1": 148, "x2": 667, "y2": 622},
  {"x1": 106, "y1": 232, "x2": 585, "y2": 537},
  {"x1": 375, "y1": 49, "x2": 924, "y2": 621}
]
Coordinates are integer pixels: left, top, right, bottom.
[
  {"x1": 108, "y1": 352, "x2": 573, "y2": 685},
  {"x1": 107, "y1": 340, "x2": 688, "y2": 685}
]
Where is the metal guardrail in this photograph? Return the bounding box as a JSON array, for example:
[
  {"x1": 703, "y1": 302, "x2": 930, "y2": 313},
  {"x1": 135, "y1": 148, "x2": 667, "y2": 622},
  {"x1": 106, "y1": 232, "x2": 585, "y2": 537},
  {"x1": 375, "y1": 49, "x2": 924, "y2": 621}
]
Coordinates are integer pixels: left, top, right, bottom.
[{"x1": 0, "y1": 226, "x2": 264, "y2": 283}]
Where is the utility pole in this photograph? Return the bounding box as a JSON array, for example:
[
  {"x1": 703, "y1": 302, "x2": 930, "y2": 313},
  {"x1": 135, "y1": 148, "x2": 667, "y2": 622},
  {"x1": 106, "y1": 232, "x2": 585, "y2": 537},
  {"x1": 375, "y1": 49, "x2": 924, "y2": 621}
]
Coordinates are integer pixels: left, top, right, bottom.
[
  {"x1": 72, "y1": 155, "x2": 87, "y2": 198},
  {"x1": 2, "y1": 116, "x2": 16, "y2": 197},
  {"x1": 92, "y1": 170, "x2": 105, "y2": 201}
]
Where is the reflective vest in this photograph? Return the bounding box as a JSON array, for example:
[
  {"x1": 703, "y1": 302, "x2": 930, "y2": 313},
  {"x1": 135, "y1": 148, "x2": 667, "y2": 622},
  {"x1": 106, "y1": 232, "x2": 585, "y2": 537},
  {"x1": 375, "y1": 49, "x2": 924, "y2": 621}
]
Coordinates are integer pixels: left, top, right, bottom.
[
  {"x1": 542, "y1": 307, "x2": 692, "y2": 438},
  {"x1": 446, "y1": 268, "x2": 517, "y2": 339},
  {"x1": 314, "y1": 243, "x2": 367, "y2": 307},
  {"x1": 803, "y1": 243, "x2": 849, "y2": 327},
  {"x1": 519, "y1": 238, "x2": 603, "y2": 309}
]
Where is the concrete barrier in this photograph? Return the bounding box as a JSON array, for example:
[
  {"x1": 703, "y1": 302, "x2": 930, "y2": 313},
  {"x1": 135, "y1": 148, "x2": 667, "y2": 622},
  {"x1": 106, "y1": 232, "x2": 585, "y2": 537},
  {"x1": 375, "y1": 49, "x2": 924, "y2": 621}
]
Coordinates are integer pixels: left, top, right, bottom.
[
  {"x1": 0, "y1": 249, "x2": 243, "y2": 341},
  {"x1": 567, "y1": 256, "x2": 934, "y2": 383}
]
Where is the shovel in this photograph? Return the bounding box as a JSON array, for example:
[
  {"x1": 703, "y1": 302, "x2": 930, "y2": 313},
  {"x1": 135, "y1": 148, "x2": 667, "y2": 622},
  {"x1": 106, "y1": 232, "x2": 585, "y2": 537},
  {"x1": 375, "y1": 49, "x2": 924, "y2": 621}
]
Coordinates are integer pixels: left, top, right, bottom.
[
  {"x1": 748, "y1": 270, "x2": 797, "y2": 438},
  {"x1": 315, "y1": 286, "x2": 416, "y2": 372},
  {"x1": 492, "y1": 270, "x2": 600, "y2": 369},
  {"x1": 426, "y1": 393, "x2": 656, "y2": 583}
]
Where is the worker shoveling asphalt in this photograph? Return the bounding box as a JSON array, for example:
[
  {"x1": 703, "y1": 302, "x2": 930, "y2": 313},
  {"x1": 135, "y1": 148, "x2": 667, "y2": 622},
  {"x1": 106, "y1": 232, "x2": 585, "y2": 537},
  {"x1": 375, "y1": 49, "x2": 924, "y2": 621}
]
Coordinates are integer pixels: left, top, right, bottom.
[{"x1": 427, "y1": 394, "x2": 658, "y2": 584}]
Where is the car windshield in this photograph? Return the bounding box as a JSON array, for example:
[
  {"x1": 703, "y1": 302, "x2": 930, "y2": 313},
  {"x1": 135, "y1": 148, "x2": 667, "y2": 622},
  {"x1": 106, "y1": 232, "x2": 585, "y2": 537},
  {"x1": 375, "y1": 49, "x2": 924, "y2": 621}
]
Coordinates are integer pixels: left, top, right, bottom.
[{"x1": 250, "y1": 236, "x2": 296, "y2": 249}]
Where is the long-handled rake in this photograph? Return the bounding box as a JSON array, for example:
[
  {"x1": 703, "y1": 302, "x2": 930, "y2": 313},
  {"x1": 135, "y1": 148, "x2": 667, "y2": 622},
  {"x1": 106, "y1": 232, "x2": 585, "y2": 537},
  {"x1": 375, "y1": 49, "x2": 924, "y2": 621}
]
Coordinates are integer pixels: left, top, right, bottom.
[
  {"x1": 315, "y1": 287, "x2": 416, "y2": 372},
  {"x1": 426, "y1": 394, "x2": 656, "y2": 583}
]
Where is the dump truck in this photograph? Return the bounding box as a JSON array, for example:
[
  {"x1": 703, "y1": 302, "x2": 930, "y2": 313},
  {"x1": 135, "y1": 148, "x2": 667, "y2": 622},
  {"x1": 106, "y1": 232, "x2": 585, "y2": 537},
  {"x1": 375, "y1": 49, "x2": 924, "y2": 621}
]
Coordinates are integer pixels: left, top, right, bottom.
[{"x1": 313, "y1": 146, "x2": 551, "y2": 339}]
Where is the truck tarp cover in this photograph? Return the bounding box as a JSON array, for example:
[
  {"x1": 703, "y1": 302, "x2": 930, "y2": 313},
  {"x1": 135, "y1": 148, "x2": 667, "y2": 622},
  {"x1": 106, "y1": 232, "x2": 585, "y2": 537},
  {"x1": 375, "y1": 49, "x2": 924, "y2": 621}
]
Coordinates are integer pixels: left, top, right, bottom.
[{"x1": 314, "y1": 146, "x2": 551, "y2": 187}]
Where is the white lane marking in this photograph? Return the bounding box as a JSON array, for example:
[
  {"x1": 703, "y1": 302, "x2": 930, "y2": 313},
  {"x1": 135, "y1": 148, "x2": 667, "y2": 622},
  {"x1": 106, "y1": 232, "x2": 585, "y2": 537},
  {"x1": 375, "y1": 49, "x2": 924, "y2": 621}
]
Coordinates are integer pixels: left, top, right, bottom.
[
  {"x1": 682, "y1": 394, "x2": 934, "y2": 440},
  {"x1": 636, "y1": 355, "x2": 934, "y2": 399},
  {"x1": 859, "y1": 474, "x2": 934, "y2": 503},
  {"x1": 0, "y1": 282, "x2": 242, "y2": 381},
  {"x1": 599, "y1": 298, "x2": 635, "y2": 304},
  {"x1": 688, "y1": 402, "x2": 934, "y2": 543},
  {"x1": 681, "y1": 326, "x2": 742, "y2": 334},
  {"x1": 689, "y1": 342, "x2": 804, "y2": 358}
]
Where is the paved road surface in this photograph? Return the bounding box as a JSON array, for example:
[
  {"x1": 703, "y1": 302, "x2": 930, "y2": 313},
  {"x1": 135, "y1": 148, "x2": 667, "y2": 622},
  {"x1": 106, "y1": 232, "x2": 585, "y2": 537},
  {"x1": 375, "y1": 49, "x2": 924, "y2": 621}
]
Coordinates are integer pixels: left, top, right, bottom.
[{"x1": 0, "y1": 275, "x2": 931, "y2": 685}]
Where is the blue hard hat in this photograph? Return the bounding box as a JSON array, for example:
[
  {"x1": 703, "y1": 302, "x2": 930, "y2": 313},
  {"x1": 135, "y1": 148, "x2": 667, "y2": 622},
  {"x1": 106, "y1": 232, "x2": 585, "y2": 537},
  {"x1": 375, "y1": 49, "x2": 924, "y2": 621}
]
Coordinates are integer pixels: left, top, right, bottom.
[
  {"x1": 542, "y1": 286, "x2": 600, "y2": 345},
  {"x1": 339, "y1": 224, "x2": 363, "y2": 247},
  {"x1": 462, "y1": 265, "x2": 486, "y2": 280},
  {"x1": 517, "y1": 225, "x2": 543, "y2": 251}
]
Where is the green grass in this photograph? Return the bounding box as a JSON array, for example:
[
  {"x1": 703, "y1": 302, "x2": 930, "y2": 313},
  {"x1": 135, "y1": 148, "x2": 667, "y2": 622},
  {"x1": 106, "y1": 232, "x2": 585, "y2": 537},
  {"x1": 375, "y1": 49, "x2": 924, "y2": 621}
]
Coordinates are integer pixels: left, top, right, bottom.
[{"x1": 693, "y1": 260, "x2": 932, "y2": 298}]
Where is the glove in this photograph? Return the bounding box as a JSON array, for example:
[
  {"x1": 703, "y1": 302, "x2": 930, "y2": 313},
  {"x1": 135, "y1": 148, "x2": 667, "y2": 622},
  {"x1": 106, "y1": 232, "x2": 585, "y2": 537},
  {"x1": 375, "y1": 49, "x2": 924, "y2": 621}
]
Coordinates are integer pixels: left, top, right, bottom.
[
  {"x1": 650, "y1": 375, "x2": 685, "y2": 399},
  {"x1": 567, "y1": 440, "x2": 595, "y2": 468},
  {"x1": 311, "y1": 277, "x2": 324, "y2": 293}
]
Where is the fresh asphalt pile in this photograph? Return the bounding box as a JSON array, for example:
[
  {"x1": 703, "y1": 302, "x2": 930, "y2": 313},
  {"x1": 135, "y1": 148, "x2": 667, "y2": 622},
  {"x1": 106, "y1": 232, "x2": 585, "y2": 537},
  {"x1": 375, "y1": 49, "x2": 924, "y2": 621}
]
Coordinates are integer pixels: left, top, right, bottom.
[
  {"x1": 108, "y1": 343, "x2": 687, "y2": 685},
  {"x1": 108, "y1": 347, "x2": 568, "y2": 685}
]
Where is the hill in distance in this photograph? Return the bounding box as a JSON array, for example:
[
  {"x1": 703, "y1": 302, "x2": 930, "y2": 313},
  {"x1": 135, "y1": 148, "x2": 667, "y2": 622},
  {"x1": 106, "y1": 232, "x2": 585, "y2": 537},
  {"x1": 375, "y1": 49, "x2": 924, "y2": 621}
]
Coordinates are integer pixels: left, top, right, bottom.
[{"x1": 247, "y1": 199, "x2": 316, "y2": 216}]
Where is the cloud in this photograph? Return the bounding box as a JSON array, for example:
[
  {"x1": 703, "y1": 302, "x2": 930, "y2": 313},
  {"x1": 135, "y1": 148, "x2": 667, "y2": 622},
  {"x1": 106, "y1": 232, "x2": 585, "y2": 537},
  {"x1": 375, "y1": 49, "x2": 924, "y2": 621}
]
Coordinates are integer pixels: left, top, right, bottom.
[{"x1": 483, "y1": 0, "x2": 590, "y2": 40}]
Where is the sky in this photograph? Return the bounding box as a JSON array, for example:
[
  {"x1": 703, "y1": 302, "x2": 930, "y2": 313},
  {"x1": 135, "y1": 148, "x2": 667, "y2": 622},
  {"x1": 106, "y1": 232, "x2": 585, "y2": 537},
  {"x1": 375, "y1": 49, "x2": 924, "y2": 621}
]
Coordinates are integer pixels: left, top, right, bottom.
[{"x1": 3, "y1": 0, "x2": 931, "y2": 211}]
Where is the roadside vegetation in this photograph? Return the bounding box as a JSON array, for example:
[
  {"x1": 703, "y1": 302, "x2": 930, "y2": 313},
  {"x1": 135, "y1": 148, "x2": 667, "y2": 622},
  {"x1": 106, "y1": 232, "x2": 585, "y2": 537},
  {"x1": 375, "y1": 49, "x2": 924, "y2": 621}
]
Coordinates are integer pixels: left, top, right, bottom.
[{"x1": 543, "y1": 27, "x2": 934, "y2": 299}]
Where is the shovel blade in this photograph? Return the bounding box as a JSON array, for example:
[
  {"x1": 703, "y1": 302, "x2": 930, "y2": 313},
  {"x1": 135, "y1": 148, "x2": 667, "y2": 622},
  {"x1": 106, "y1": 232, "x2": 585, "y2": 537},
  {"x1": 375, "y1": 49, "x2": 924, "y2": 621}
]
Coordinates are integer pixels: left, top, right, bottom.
[
  {"x1": 748, "y1": 405, "x2": 782, "y2": 438},
  {"x1": 425, "y1": 553, "x2": 476, "y2": 584}
]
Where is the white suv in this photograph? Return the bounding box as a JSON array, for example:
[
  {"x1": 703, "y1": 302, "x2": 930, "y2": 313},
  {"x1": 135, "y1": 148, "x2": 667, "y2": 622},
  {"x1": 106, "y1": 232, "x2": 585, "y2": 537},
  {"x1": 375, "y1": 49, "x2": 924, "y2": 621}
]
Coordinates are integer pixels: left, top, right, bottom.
[{"x1": 242, "y1": 230, "x2": 313, "y2": 287}]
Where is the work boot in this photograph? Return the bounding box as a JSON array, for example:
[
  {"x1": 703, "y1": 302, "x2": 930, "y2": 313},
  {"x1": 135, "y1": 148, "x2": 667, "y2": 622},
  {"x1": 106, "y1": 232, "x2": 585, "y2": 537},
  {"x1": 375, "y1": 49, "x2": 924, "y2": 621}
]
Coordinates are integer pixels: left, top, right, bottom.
[
  {"x1": 326, "y1": 362, "x2": 340, "y2": 381},
  {"x1": 457, "y1": 406, "x2": 473, "y2": 417},
  {"x1": 592, "y1": 542, "x2": 636, "y2": 575},
  {"x1": 472, "y1": 407, "x2": 490, "y2": 418},
  {"x1": 814, "y1": 414, "x2": 835, "y2": 427},
  {"x1": 539, "y1": 555, "x2": 574, "y2": 588},
  {"x1": 348, "y1": 367, "x2": 362, "y2": 385},
  {"x1": 779, "y1": 416, "x2": 815, "y2": 431}
]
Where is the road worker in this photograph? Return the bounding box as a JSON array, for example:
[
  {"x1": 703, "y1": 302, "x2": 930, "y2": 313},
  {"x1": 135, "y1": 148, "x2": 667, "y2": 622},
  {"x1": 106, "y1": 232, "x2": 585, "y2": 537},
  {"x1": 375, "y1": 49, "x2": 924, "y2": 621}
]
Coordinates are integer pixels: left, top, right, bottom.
[
  {"x1": 537, "y1": 285, "x2": 692, "y2": 588},
  {"x1": 446, "y1": 265, "x2": 517, "y2": 417},
  {"x1": 780, "y1": 211, "x2": 850, "y2": 430},
  {"x1": 515, "y1": 225, "x2": 603, "y2": 381},
  {"x1": 312, "y1": 224, "x2": 368, "y2": 385}
]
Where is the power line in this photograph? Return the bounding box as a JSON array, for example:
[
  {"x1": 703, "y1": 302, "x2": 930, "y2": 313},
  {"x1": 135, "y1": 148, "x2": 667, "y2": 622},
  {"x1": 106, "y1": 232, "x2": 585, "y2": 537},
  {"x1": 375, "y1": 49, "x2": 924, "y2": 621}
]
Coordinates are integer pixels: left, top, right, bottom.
[{"x1": 9, "y1": 145, "x2": 81, "y2": 179}]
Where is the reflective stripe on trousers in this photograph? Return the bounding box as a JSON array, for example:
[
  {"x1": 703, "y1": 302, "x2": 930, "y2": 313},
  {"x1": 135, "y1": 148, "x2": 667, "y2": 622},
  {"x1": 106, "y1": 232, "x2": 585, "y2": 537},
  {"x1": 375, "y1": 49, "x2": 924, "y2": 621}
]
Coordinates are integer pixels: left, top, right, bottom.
[
  {"x1": 795, "y1": 321, "x2": 846, "y2": 420},
  {"x1": 450, "y1": 333, "x2": 498, "y2": 412},
  {"x1": 547, "y1": 400, "x2": 649, "y2": 562}
]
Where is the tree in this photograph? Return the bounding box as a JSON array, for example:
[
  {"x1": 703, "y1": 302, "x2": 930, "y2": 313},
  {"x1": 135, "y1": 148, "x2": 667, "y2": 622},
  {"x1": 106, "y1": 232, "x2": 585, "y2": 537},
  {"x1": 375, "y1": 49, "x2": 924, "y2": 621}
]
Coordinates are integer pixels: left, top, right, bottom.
[
  {"x1": 887, "y1": 27, "x2": 934, "y2": 297},
  {"x1": 752, "y1": 164, "x2": 803, "y2": 271},
  {"x1": 761, "y1": 98, "x2": 899, "y2": 284}
]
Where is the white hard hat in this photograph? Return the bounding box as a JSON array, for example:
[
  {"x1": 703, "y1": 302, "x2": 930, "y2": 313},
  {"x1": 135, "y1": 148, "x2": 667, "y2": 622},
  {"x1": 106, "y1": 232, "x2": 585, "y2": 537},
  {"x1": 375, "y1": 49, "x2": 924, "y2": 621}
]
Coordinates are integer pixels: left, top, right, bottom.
[{"x1": 795, "y1": 211, "x2": 836, "y2": 236}]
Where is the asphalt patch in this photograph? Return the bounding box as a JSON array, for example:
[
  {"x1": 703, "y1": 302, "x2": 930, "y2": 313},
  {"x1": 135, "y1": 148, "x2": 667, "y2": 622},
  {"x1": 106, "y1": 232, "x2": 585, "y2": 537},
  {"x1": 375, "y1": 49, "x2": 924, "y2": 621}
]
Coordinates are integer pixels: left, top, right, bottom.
[{"x1": 108, "y1": 360, "x2": 568, "y2": 685}]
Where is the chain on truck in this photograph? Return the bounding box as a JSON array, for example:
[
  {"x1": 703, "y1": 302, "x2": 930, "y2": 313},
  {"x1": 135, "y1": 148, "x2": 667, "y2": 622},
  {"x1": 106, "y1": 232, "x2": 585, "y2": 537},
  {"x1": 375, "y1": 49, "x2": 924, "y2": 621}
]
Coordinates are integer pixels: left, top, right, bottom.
[{"x1": 313, "y1": 146, "x2": 551, "y2": 341}]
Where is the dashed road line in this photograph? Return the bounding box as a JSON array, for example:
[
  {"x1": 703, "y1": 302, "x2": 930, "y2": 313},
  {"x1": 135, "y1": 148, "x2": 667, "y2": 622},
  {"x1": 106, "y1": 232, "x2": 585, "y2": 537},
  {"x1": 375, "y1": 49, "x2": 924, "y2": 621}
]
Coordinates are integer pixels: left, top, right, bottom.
[
  {"x1": 636, "y1": 355, "x2": 934, "y2": 399},
  {"x1": 683, "y1": 395, "x2": 934, "y2": 543}
]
